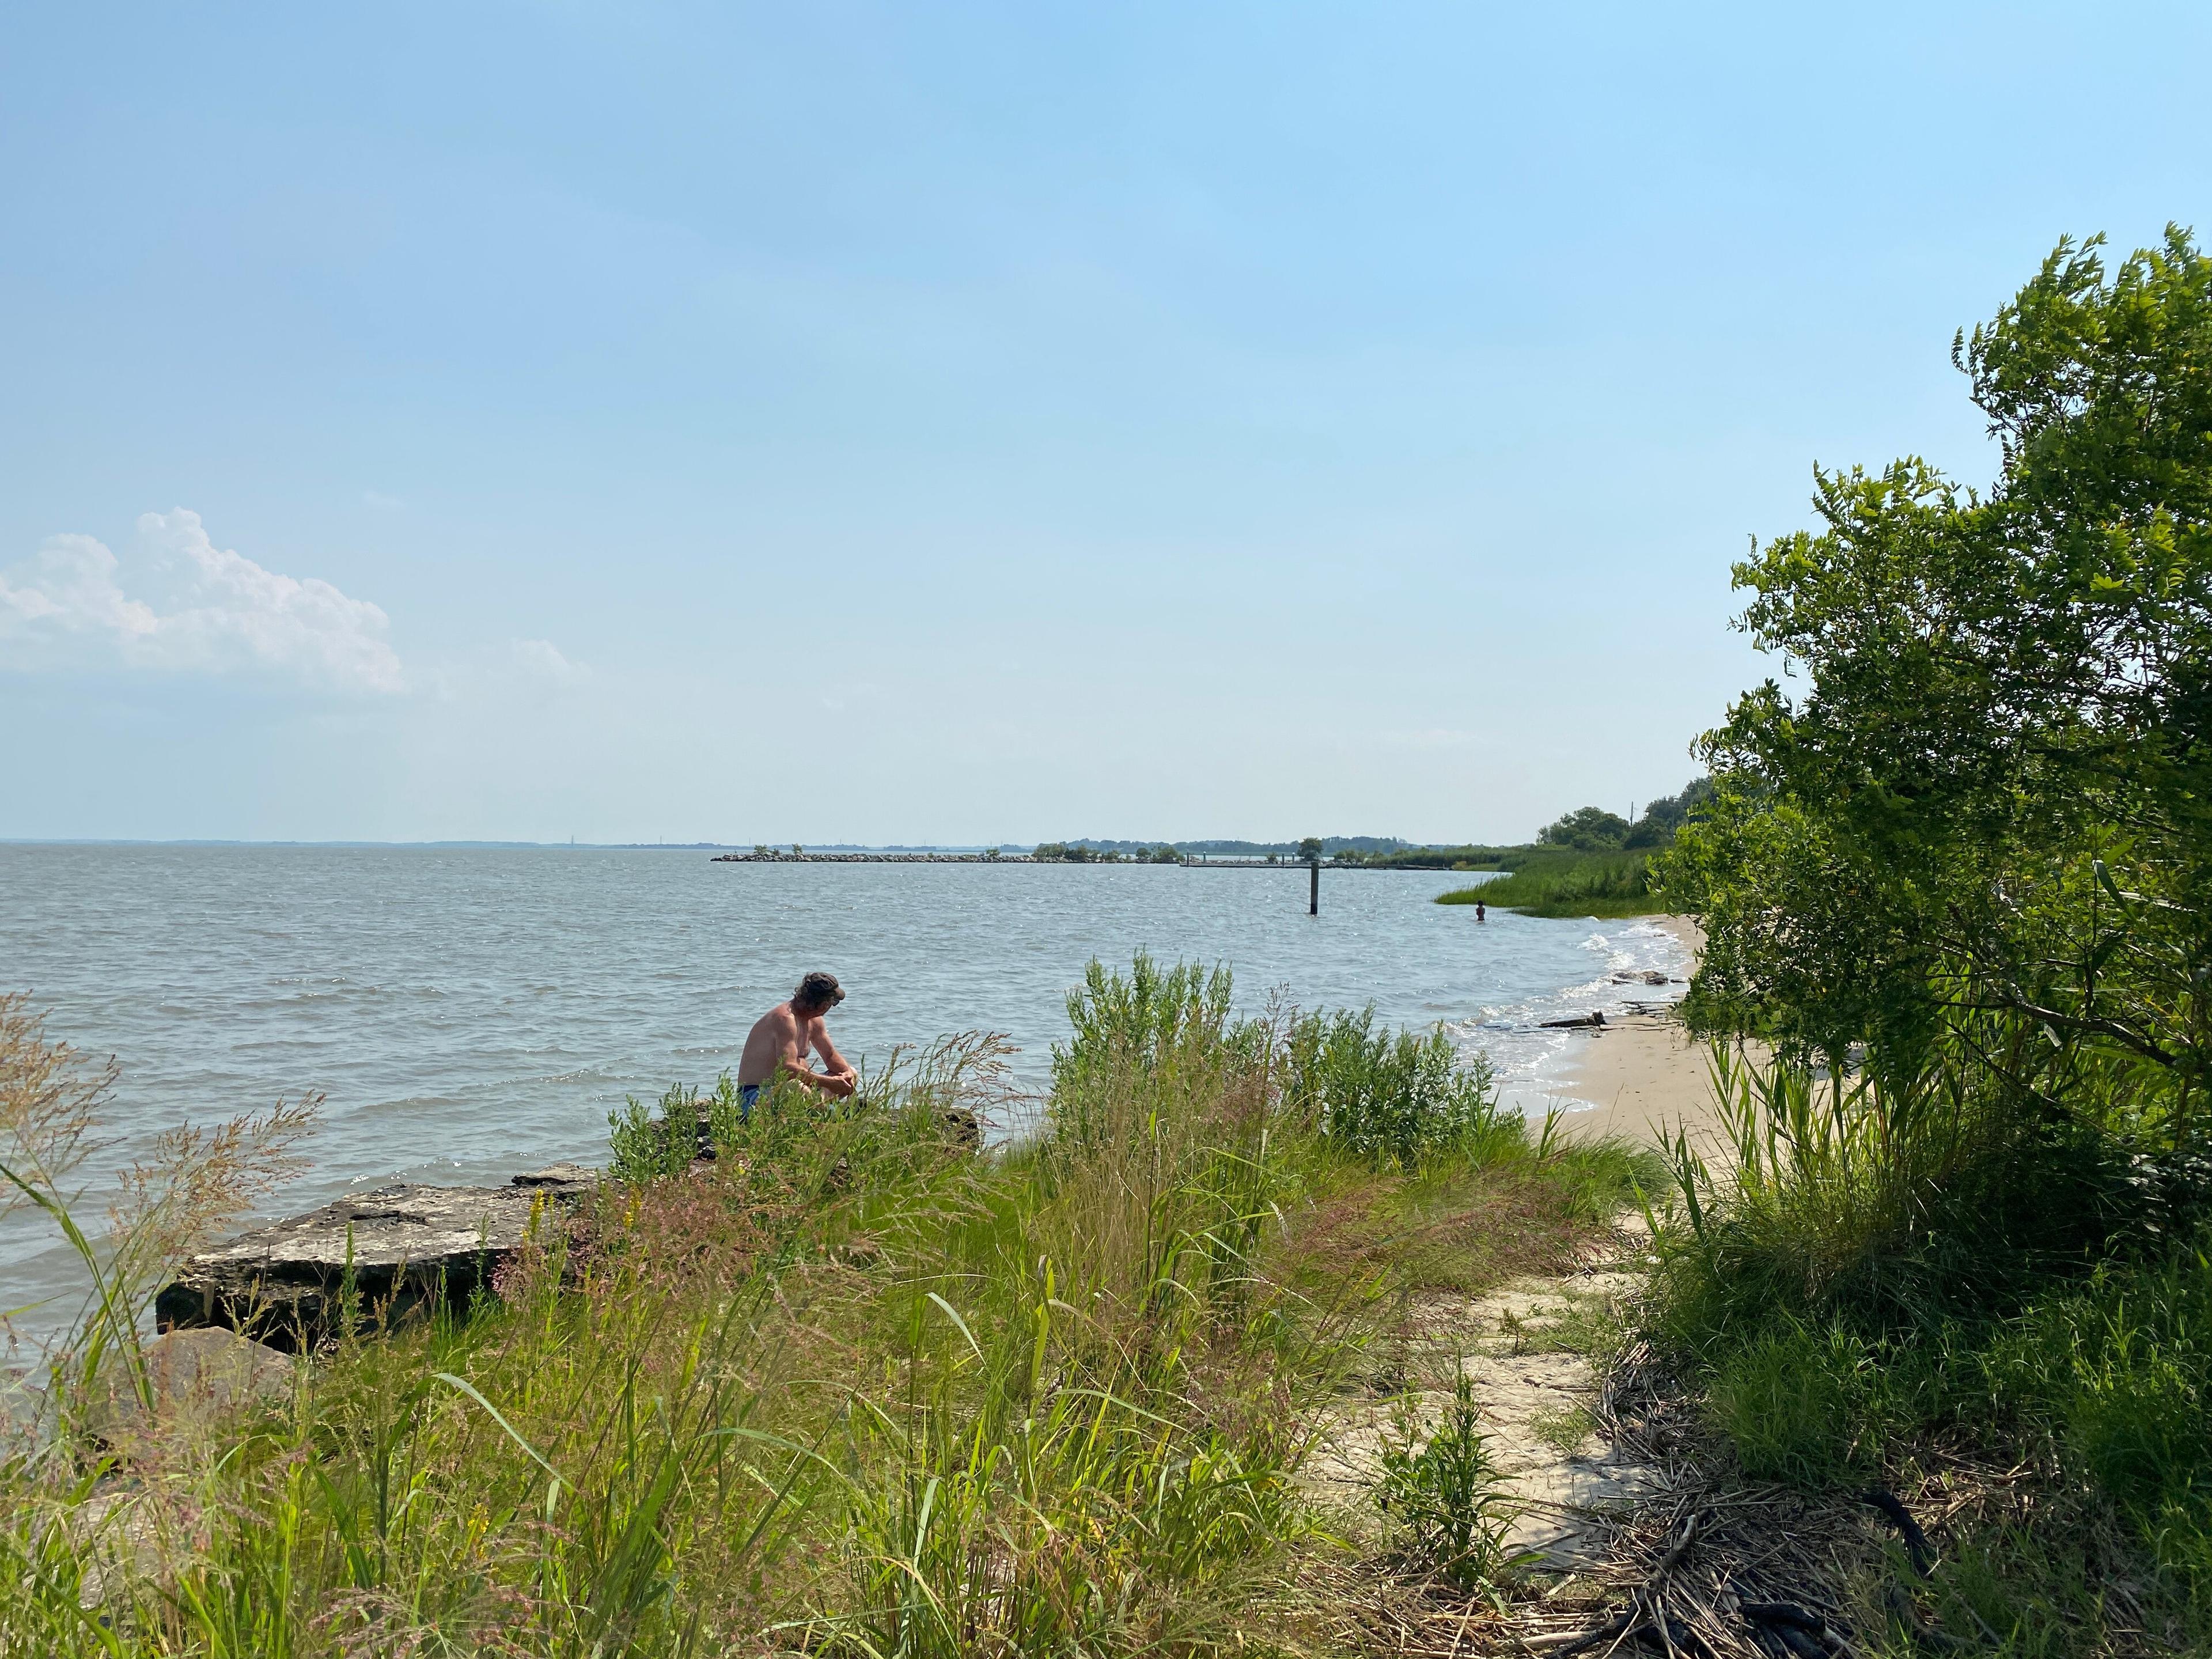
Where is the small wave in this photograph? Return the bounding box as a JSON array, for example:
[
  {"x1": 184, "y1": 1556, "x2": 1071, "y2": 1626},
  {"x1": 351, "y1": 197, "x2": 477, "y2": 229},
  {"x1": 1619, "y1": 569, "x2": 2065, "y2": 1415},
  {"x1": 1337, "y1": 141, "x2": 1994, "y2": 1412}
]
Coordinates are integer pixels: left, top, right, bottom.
[{"x1": 1452, "y1": 921, "x2": 1692, "y2": 1099}]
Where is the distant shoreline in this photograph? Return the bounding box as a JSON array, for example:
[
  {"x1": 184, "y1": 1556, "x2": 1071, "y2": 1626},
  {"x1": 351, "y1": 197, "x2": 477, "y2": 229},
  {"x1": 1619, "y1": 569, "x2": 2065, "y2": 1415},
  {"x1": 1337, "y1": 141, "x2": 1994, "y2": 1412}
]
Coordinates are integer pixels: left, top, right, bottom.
[{"x1": 708, "y1": 850, "x2": 1469, "y2": 868}]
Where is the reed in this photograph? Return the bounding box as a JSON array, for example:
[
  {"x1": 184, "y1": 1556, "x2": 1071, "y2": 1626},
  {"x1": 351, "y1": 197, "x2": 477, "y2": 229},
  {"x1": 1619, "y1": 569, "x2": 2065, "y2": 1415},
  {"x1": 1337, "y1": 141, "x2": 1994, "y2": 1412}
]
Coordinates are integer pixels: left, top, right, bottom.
[
  {"x1": 0, "y1": 963, "x2": 1644, "y2": 1654},
  {"x1": 1650, "y1": 1033, "x2": 2212, "y2": 1644},
  {"x1": 1435, "y1": 850, "x2": 1661, "y2": 918}
]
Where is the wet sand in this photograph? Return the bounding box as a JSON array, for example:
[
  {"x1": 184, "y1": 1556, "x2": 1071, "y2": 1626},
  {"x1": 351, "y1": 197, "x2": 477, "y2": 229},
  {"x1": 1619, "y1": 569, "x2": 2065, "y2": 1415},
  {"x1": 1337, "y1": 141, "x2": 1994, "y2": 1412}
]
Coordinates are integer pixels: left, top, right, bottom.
[{"x1": 1556, "y1": 916, "x2": 1724, "y2": 1148}]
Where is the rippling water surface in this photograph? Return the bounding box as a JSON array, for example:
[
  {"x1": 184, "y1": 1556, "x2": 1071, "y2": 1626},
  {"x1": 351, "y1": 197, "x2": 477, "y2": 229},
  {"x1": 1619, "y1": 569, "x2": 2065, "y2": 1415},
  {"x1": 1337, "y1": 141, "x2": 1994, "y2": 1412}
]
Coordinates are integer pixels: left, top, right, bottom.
[{"x1": 0, "y1": 845, "x2": 1686, "y2": 1341}]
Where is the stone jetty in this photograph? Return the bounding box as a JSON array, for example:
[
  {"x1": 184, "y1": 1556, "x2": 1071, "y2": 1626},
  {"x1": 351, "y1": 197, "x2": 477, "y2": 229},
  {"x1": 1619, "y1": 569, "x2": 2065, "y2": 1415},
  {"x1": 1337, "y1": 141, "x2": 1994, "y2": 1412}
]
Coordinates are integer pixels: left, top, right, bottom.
[
  {"x1": 155, "y1": 1164, "x2": 594, "y2": 1350},
  {"x1": 711, "y1": 850, "x2": 1037, "y2": 863}
]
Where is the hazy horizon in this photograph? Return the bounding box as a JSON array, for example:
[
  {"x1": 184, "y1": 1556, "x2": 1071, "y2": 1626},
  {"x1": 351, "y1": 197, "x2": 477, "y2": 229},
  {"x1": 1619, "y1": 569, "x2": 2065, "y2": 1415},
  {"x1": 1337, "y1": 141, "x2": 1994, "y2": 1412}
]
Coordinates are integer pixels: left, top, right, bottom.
[{"x1": 0, "y1": 833, "x2": 1474, "y2": 851}]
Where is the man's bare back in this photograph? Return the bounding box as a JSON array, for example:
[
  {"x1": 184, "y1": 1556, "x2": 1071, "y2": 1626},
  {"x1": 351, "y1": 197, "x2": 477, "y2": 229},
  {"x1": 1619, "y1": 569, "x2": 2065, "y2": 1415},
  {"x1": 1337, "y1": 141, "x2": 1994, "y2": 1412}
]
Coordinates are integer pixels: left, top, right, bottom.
[{"x1": 738, "y1": 971, "x2": 855, "y2": 1101}]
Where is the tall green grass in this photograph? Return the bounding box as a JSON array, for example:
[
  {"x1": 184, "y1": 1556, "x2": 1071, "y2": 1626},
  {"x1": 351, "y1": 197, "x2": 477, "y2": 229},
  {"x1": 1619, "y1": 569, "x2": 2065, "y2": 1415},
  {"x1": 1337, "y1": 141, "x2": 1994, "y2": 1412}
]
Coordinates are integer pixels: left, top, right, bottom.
[
  {"x1": 1437, "y1": 850, "x2": 1661, "y2": 918},
  {"x1": 1652, "y1": 1037, "x2": 2212, "y2": 1647},
  {"x1": 0, "y1": 961, "x2": 1643, "y2": 1655}
]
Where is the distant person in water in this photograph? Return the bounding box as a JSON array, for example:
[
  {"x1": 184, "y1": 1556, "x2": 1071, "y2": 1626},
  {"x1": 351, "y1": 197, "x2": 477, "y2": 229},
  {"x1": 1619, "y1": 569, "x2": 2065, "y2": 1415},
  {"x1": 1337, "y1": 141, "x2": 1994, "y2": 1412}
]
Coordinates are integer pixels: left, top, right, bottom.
[
  {"x1": 736, "y1": 971, "x2": 857, "y2": 1123},
  {"x1": 1476, "y1": 900, "x2": 1487, "y2": 923}
]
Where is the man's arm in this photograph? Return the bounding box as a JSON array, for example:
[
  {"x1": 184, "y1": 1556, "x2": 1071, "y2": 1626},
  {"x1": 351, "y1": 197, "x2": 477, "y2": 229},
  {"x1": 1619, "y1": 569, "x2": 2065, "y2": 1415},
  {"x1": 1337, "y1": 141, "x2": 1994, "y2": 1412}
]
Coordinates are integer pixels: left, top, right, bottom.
[
  {"x1": 809, "y1": 1021, "x2": 858, "y2": 1094},
  {"x1": 777, "y1": 1019, "x2": 857, "y2": 1099}
]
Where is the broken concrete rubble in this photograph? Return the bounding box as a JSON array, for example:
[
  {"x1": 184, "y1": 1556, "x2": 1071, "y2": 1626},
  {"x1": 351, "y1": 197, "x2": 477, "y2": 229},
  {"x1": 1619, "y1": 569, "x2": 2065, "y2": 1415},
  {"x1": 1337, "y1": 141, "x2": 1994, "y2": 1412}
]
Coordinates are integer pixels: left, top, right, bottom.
[{"x1": 154, "y1": 1165, "x2": 594, "y2": 1350}]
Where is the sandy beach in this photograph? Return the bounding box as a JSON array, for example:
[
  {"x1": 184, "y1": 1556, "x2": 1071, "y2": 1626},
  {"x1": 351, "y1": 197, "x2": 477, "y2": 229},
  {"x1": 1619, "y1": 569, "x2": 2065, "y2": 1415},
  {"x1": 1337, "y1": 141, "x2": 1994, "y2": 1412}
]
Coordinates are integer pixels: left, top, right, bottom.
[{"x1": 1555, "y1": 915, "x2": 1724, "y2": 1147}]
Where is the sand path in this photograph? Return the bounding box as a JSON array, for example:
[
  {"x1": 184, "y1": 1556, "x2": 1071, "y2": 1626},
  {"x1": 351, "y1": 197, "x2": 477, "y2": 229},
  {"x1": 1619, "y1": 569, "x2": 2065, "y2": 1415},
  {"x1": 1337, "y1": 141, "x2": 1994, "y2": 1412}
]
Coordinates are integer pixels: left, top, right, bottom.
[
  {"x1": 1308, "y1": 917, "x2": 1718, "y2": 1583},
  {"x1": 1304, "y1": 1219, "x2": 1662, "y2": 1573}
]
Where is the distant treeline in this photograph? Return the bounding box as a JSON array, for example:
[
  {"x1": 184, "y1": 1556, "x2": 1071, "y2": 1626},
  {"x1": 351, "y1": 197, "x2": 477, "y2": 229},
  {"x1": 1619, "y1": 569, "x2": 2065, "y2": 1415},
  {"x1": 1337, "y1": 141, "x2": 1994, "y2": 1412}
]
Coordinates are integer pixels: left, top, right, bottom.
[
  {"x1": 1030, "y1": 784, "x2": 1711, "y2": 890},
  {"x1": 1032, "y1": 842, "x2": 1185, "y2": 863}
]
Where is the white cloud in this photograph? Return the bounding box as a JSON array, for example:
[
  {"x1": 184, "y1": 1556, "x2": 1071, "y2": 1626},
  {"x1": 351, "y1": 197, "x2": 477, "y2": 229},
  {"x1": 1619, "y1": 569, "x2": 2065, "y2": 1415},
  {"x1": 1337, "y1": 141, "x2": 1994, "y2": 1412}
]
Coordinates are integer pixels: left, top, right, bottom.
[
  {"x1": 0, "y1": 534, "x2": 159, "y2": 638},
  {"x1": 0, "y1": 510, "x2": 403, "y2": 694}
]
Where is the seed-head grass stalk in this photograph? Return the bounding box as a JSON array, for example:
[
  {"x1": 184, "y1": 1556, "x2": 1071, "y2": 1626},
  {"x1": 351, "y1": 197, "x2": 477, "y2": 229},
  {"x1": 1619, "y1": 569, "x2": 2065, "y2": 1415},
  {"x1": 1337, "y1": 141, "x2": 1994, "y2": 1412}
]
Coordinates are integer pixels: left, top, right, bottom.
[{"x1": 0, "y1": 992, "x2": 317, "y2": 1438}]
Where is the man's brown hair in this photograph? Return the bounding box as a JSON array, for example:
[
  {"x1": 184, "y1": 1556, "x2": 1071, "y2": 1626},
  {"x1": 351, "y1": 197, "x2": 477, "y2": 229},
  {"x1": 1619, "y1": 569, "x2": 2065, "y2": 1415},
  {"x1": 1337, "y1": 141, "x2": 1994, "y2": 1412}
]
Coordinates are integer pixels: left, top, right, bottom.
[{"x1": 794, "y1": 971, "x2": 844, "y2": 1014}]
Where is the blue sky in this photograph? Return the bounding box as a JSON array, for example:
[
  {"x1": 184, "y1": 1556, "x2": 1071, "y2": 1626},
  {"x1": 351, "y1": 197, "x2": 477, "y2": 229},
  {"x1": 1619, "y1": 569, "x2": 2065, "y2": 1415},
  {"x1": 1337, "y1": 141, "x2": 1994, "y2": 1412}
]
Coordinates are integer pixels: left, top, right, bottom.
[{"x1": 4, "y1": 2, "x2": 2207, "y2": 845}]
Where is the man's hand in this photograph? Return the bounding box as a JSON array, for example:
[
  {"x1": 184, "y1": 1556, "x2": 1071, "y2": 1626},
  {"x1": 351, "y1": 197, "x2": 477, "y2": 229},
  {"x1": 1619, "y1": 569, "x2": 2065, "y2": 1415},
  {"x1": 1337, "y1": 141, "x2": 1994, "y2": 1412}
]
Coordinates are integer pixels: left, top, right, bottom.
[{"x1": 782, "y1": 1060, "x2": 858, "y2": 1099}]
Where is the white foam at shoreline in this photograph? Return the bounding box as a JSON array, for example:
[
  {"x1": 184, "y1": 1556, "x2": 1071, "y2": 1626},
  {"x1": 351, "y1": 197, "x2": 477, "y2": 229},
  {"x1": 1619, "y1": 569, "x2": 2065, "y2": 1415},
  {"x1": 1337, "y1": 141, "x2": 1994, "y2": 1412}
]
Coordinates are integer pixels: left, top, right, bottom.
[{"x1": 1449, "y1": 918, "x2": 1693, "y2": 1117}]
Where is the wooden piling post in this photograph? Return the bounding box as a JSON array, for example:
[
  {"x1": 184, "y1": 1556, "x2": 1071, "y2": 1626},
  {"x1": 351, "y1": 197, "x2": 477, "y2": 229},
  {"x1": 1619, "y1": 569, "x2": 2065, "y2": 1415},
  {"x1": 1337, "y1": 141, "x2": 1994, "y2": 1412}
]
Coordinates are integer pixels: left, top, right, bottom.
[{"x1": 1309, "y1": 859, "x2": 1319, "y2": 916}]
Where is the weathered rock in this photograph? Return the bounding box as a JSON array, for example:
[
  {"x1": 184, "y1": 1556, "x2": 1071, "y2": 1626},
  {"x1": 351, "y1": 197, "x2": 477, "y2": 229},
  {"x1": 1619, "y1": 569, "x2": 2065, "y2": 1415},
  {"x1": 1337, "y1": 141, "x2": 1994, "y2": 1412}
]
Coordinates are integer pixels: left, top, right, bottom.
[
  {"x1": 84, "y1": 1328, "x2": 296, "y2": 1451},
  {"x1": 512, "y1": 1162, "x2": 597, "y2": 1187},
  {"x1": 155, "y1": 1167, "x2": 594, "y2": 1350}
]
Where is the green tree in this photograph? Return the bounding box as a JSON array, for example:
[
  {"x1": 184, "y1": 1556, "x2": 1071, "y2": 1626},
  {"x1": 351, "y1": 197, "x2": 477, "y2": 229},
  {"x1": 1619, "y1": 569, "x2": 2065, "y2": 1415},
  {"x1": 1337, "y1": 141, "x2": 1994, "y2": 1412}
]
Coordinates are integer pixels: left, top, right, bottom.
[
  {"x1": 1623, "y1": 778, "x2": 1712, "y2": 849},
  {"x1": 1537, "y1": 806, "x2": 1630, "y2": 850},
  {"x1": 1297, "y1": 836, "x2": 1324, "y2": 862},
  {"x1": 1662, "y1": 227, "x2": 2211, "y2": 1089}
]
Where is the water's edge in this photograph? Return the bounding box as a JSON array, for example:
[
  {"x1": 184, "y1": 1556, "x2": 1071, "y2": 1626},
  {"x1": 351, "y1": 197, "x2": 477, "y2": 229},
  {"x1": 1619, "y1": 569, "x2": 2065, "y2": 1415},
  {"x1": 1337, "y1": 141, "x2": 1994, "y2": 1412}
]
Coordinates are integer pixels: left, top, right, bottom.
[{"x1": 2, "y1": 847, "x2": 1686, "y2": 1347}]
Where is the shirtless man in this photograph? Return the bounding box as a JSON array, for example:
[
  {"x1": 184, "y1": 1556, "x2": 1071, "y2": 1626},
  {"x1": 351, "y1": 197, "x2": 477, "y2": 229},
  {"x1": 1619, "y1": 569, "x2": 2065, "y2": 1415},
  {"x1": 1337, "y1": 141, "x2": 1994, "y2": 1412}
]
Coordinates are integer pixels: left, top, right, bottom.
[{"x1": 736, "y1": 971, "x2": 857, "y2": 1121}]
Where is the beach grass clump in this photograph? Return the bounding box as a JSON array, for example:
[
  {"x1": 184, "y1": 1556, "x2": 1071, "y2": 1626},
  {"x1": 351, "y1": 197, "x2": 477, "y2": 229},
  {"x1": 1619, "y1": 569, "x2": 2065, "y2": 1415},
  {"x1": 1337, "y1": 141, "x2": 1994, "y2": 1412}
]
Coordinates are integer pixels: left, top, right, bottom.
[
  {"x1": 1435, "y1": 850, "x2": 1662, "y2": 918},
  {"x1": 1652, "y1": 1040, "x2": 2212, "y2": 1642},
  {"x1": 0, "y1": 959, "x2": 1642, "y2": 1655}
]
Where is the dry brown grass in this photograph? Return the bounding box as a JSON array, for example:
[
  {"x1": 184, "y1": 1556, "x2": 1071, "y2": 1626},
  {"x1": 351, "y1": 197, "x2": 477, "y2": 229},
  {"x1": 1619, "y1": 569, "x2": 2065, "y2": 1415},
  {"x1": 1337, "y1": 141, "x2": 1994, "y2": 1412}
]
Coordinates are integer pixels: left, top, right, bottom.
[{"x1": 0, "y1": 991, "x2": 114, "y2": 1225}]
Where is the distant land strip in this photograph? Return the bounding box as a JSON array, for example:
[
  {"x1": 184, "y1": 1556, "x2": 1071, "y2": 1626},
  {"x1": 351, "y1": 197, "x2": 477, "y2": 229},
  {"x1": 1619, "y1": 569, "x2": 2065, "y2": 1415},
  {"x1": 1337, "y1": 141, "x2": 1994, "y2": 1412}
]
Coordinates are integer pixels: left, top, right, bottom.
[{"x1": 709, "y1": 850, "x2": 1471, "y2": 869}]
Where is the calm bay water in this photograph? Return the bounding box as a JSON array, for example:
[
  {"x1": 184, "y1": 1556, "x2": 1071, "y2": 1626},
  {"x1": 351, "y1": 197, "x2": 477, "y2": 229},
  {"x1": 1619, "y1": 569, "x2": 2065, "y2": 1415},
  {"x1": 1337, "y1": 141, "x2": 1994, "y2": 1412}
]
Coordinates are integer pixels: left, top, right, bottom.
[{"x1": 0, "y1": 845, "x2": 1685, "y2": 1343}]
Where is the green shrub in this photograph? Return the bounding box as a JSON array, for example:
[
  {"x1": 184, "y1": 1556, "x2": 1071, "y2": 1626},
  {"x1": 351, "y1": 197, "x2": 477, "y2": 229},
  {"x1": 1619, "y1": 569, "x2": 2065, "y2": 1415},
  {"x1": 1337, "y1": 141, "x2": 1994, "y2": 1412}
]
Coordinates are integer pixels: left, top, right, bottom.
[
  {"x1": 1656, "y1": 1039, "x2": 2212, "y2": 1635},
  {"x1": 1284, "y1": 1006, "x2": 1506, "y2": 1168},
  {"x1": 1990, "y1": 1243, "x2": 2212, "y2": 1558},
  {"x1": 1703, "y1": 1317, "x2": 1876, "y2": 1486},
  {"x1": 605, "y1": 1077, "x2": 734, "y2": 1180}
]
